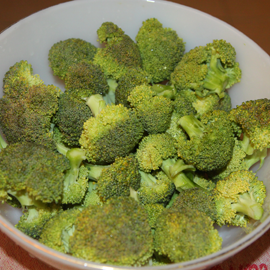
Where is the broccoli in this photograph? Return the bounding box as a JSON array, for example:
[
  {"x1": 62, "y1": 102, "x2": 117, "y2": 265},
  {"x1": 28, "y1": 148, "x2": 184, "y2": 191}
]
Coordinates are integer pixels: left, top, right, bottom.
[
  {"x1": 136, "y1": 18, "x2": 185, "y2": 83},
  {"x1": 154, "y1": 206, "x2": 222, "y2": 263},
  {"x1": 39, "y1": 208, "x2": 82, "y2": 253},
  {"x1": 0, "y1": 132, "x2": 7, "y2": 149},
  {"x1": 214, "y1": 170, "x2": 266, "y2": 227},
  {"x1": 48, "y1": 38, "x2": 97, "y2": 80},
  {"x1": 69, "y1": 197, "x2": 154, "y2": 266},
  {"x1": 177, "y1": 112, "x2": 235, "y2": 171},
  {"x1": 115, "y1": 67, "x2": 151, "y2": 107},
  {"x1": 136, "y1": 133, "x2": 177, "y2": 172},
  {"x1": 0, "y1": 61, "x2": 61, "y2": 147},
  {"x1": 94, "y1": 154, "x2": 141, "y2": 202},
  {"x1": 133, "y1": 171, "x2": 175, "y2": 206},
  {"x1": 53, "y1": 92, "x2": 92, "y2": 147},
  {"x1": 128, "y1": 84, "x2": 174, "y2": 134},
  {"x1": 171, "y1": 40, "x2": 241, "y2": 98},
  {"x1": 93, "y1": 22, "x2": 142, "y2": 80},
  {"x1": 0, "y1": 142, "x2": 69, "y2": 238},
  {"x1": 229, "y1": 98, "x2": 270, "y2": 152},
  {"x1": 79, "y1": 103, "x2": 144, "y2": 164},
  {"x1": 82, "y1": 181, "x2": 103, "y2": 207},
  {"x1": 64, "y1": 61, "x2": 110, "y2": 99},
  {"x1": 3, "y1": 60, "x2": 43, "y2": 98}
]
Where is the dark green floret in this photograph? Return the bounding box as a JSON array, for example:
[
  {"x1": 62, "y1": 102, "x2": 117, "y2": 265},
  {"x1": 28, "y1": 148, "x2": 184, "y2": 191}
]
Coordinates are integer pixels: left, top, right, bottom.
[
  {"x1": 93, "y1": 22, "x2": 142, "y2": 80},
  {"x1": 79, "y1": 104, "x2": 144, "y2": 164},
  {"x1": 128, "y1": 84, "x2": 173, "y2": 134},
  {"x1": 69, "y1": 197, "x2": 154, "y2": 266},
  {"x1": 48, "y1": 38, "x2": 97, "y2": 80},
  {"x1": 136, "y1": 18, "x2": 185, "y2": 83}
]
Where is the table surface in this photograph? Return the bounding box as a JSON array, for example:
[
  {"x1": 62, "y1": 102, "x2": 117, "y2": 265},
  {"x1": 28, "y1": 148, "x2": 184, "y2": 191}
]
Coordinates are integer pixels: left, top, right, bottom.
[{"x1": 0, "y1": 1, "x2": 270, "y2": 270}]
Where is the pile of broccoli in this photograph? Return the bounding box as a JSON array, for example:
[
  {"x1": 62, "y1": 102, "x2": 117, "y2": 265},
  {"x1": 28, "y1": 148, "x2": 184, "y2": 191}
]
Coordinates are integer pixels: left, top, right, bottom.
[{"x1": 0, "y1": 18, "x2": 269, "y2": 267}]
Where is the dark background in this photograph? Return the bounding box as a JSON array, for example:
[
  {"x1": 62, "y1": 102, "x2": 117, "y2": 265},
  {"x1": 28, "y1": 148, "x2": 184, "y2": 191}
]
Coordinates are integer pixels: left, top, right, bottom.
[{"x1": 0, "y1": 0, "x2": 270, "y2": 55}]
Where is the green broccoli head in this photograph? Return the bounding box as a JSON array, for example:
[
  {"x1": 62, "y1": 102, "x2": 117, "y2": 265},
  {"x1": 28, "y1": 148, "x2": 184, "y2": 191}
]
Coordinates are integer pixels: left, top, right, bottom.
[
  {"x1": 136, "y1": 18, "x2": 185, "y2": 83},
  {"x1": 79, "y1": 104, "x2": 144, "y2": 164},
  {"x1": 53, "y1": 92, "x2": 92, "y2": 147},
  {"x1": 16, "y1": 204, "x2": 60, "y2": 240},
  {"x1": 0, "y1": 82, "x2": 61, "y2": 147},
  {"x1": 3, "y1": 60, "x2": 44, "y2": 98},
  {"x1": 69, "y1": 197, "x2": 154, "y2": 266},
  {"x1": 177, "y1": 112, "x2": 235, "y2": 171},
  {"x1": 93, "y1": 22, "x2": 142, "y2": 80},
  {"x1": 64, "y1": 61, "x2": 109, "y2": 99},
  {"x1": 115, "y1": 67, "x2": 151, "y2": 107},
  {"x1": 171, "y1": 40, "x2": 241, "y2": 98},
  {"x1": 48, "y1": 38, "x2": 97, "y2": 80},
  {"x1": 143, "y1": 203, "x2": 165, "y2": 229},
  {"x1": 154, "y1": 206, "x2": 222, "y2": 263},
  {"x1": 229, "y1": 98, "x2": 270, "y2": 151},
  {"x1": 136, "y1": 133, "x2": 177, "y2": 172},
  {"x1": 0, "y1": 142, "x2": 70, "y2": 205},
  {"x1": 214, "y1": 170, "x2": 266, "y2": 227},
  {"x1": 96, "y1": 154, "x2": 141, "y2": 202},
  {"x1": 136, "y1": 171, "x2": 175, "y2": 206},
  {"x1": 128, "y1": 84, "x2": 174, "y2": 134},
  {"x1": 82, "y1": 181, "x2": 103, "y2": 207},
  {"x1": 39, "y1": 208, "x2": 82, "y2": 253}
]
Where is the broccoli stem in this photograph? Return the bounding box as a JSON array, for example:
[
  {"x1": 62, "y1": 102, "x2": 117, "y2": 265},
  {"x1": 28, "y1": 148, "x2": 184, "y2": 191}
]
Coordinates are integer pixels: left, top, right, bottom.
[
  {"x1": 202, "y1": 55, "x2": 229, "y2": 98},
  {"x1": 0, "y1": 132, "x2": 7, "y2": 149},
  {"x1": 151, "y1": 84, "x2": 177, "y2": 99},
  {"x1": 231, "y1": 192, "x2": 264, "y2": 220},
  {"x1": 161, "y1": 159, "x2": 196, "y2": 191},
  {"x1": 64, "y1": 148, "x2": 87, "y2": 188},
  {"x1": 139, "y1": 171, "x2": 156, "y2": 186},
  {"x1": 103, "y1": 79, "x2": 118, "y2": 105},
  {"x1": 240, "y1": 132, "x2": 254, "y2": 155},
  {"x1": 178, "y1": 115, "x2": 205, "y2": 138},
  {"x1": 86, "y1": 94, "x2": 107, "y2": 117},
  {"x1": 245, "y1": 148, "x2": 267, "y2": 171},
  {"x1": 87, "y1": 164, "x2": 109, "y2": 181}
]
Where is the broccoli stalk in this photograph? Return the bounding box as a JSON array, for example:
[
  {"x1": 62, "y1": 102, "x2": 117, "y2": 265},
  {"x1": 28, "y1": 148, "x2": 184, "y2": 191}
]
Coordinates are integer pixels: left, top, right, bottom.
[
  {"x1": 0, "y1": 133, "x2": 7, "y2": 149},
  {"x1": 231, "y1": 192, "x2": 264, "y2": 221},
  {"x1": 85, "y1": 94, "x2": 107, "y2": 117},
  {"x1": 161, "y1": 158, "x2": 196, "y2": 191},
  {"x1": 178, "y1": 115, "x2": 205, "y2": 138},
  {"x1": 202, "y1": 56, "x2": 230, "y2": 98}
]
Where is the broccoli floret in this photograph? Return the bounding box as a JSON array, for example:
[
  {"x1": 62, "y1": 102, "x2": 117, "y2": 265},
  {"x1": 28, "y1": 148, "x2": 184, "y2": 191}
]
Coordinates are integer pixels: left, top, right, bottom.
[
  {"x1": 69, "y1": 197, "x2": 154, "y2": 266},
  {"x1": 64, "y1": 61, "x2": 110, "y2": 99},
  {"x1": 229, "y1": 98, "x2": 270, "y2": 152},
  {"x1": 16, "y1": 203, "x2": 59, "y2": 240},
  {"x1": 79, "y1": 104, "x2": 144, "y2": 164},
  {"x1": 115, "y1": 67, "x2": 151, "y2": 107},
  {"x1": 154, "y1": 206, "x2": 222, "y2": 263},
  {"x1": 48, "y1": 38, "x2": 97, "y2": 80},
  {"x1": 214, "y1": 170, "x2": 266, "y2": 227},
  {"x1": 177, "y1": 112, "x2": 235, "y2": 171},
  {"x1": 0, "y1": 64, "x2": 61, "y2": 147},
  {"x1": 134, "y1": 171, "x2": 175, "y2": 206},
  {"x1": 39, "y1": 208, "x2": 82, "y2": 253},
  {"x1": 128, "y1": 84, "x2": 174, "y2": 134},
  {"x1": 82, "y1": 181, "x2": 103, "y2": 207},
  {"x1": 136, "y1": 18, "x2": 185, "y2": 83},
  {"x1": 171, "y1": 40, "x2": 241, "y2": 98},
  {"x1": 0, "y1": 142, "x2": 70, "y2": 204},
  {"x1": 93, "y1": 22, "x2": 142, "y2": 80},
  {"x1": 136, "y1": 133, "x2": 177, "y2": 172},
  {"x1": 3, "y1": 60, "x2": 44, "y2": 98},
  {"x1": 53, "y1": 92, "x2": 92, "y2": 147},
  {"x1": 95, "y1": 154, "x2": 141, "y2": 202}
]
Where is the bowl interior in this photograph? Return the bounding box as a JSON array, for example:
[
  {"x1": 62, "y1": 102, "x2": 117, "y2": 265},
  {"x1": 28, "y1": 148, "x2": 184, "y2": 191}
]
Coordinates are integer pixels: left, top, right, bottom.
[{"x1": 1, "y1": 0, "x2": 270, "y2": 269}]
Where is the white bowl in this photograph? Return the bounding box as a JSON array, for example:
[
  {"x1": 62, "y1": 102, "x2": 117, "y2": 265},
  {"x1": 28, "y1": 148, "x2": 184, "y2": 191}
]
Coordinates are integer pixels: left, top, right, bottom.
[{"x1": 1, "y1": 0, "x2": 270, "y2": 269}]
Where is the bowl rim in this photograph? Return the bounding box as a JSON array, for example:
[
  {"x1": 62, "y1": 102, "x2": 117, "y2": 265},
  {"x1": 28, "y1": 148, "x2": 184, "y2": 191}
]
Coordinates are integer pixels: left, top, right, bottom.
[{"x1": 1, "y1": 0, "x2": 270, "y2": 269}]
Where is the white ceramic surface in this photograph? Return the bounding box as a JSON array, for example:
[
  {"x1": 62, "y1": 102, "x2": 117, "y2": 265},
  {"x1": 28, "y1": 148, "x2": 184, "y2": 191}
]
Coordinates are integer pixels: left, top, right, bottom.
[{"x1": 1, "y1": 0, "x2": 270, "y2": 269}]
